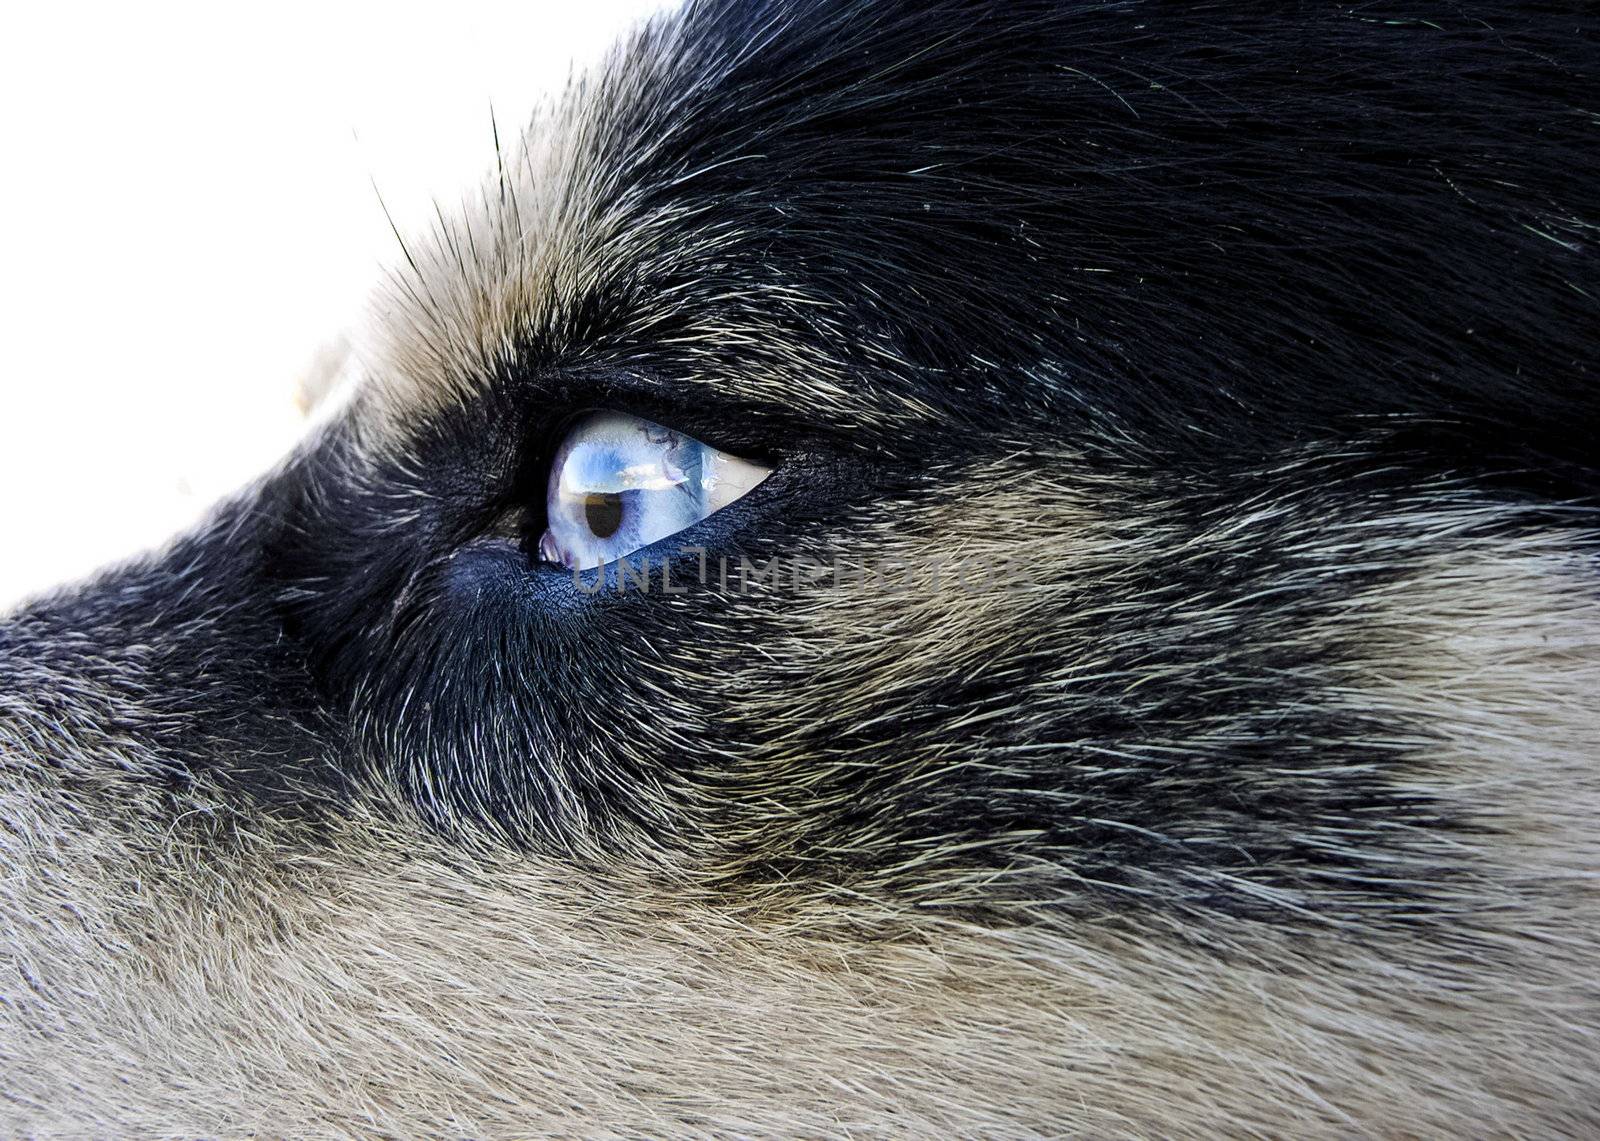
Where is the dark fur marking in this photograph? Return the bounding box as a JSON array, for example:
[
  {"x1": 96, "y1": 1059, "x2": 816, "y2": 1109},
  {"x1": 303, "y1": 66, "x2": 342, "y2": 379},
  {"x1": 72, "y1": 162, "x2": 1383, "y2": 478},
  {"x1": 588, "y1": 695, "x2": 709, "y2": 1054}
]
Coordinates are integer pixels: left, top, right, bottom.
[{"x1": 7, "y1": 1, "x2": 1595, "y2": 934}]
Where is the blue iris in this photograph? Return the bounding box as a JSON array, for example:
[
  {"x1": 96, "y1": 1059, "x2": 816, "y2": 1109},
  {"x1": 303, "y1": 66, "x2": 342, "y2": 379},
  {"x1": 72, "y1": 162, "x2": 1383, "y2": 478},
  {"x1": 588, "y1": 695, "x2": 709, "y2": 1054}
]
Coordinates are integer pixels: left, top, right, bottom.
[{"x1": 537, "y1": 412, "x2": 768, "y2": 571}]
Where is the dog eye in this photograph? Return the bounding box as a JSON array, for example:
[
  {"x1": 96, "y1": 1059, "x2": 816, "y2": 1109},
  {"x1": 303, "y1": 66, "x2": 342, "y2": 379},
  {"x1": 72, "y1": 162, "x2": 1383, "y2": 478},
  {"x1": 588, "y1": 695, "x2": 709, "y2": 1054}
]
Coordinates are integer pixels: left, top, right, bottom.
[{"x1": 536, "y1": 412, "x2": 770, "y2": 571}]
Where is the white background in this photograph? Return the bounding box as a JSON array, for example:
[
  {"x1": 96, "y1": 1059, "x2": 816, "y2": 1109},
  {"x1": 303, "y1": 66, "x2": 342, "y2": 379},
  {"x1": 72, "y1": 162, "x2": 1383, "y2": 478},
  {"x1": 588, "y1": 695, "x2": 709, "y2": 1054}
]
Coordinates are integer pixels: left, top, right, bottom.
[{"x1": 0, "y1": 0, "x2": 673, "y2": 608}]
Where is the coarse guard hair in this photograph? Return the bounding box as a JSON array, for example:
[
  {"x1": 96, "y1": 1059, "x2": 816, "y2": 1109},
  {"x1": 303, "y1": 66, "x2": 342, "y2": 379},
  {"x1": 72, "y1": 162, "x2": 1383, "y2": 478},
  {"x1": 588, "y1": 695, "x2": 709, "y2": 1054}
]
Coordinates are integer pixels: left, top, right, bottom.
[{"x1": 2, "y1": 0, "x2": 1599, "y2": 1137}]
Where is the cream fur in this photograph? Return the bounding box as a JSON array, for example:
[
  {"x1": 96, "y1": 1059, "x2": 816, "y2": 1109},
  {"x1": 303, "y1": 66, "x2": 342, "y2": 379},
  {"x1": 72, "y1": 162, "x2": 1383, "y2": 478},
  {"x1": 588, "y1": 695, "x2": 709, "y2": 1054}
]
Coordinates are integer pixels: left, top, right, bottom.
[{"x1": 4, "y1": 518, "x2": 1597, "y2": 1138}]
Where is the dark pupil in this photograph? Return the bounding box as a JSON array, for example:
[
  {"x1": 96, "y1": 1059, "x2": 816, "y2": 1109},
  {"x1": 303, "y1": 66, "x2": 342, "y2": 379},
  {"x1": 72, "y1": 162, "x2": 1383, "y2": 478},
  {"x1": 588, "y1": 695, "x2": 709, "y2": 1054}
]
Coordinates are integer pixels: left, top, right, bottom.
[{"x1": 584, "y1": 492, "x2": 624, "y2": 539}]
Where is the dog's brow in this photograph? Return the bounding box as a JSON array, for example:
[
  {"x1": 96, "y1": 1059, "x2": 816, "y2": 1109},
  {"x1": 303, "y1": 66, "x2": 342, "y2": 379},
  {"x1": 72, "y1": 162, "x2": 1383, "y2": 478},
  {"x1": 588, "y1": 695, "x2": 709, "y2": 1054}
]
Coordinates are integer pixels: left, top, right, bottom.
[{"x1": 355, "y1": 34, "x2": 943, "y2": 447}]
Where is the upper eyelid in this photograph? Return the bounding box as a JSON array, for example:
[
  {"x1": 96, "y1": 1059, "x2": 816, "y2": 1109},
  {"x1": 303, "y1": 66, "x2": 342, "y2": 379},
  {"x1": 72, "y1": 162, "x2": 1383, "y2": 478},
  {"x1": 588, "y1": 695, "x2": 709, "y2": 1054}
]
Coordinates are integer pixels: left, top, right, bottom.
[{"x1": 530, "y1": 371, "x2": 823, "y2": 459}]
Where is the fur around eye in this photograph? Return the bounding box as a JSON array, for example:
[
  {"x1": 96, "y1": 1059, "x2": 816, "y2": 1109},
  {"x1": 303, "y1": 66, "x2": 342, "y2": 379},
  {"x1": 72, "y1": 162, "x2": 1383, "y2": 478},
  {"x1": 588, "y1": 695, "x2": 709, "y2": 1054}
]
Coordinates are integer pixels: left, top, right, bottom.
[{"x1": 536, "y1": 411, "x2": 770, "y2": 571}]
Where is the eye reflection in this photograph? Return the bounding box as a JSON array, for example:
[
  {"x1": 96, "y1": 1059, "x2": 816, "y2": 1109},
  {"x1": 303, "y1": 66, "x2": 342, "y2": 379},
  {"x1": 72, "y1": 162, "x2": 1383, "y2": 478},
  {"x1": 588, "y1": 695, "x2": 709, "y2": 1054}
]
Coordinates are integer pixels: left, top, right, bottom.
[{"x1": 538, "y1": 412, "x2": 770, "y2": 571}]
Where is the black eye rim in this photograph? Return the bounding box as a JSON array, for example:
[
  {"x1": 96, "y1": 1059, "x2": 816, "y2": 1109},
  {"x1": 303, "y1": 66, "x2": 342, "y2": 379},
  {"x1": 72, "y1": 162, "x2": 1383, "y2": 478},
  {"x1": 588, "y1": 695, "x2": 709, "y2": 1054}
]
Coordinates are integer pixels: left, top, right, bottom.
[
  {"x1": 524, "y1": 450, "x2": 845, "y2": 593},
  {"x1": 422, "y1": 363, "x2": 883, "y2": 584}
]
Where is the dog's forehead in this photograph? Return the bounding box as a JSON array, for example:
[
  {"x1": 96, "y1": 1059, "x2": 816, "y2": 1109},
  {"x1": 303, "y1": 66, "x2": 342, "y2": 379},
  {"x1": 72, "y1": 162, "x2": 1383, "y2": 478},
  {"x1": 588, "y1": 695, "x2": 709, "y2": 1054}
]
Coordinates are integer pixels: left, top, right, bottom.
[
  {"x1": 354, "y1": 17, "x2": 948, "y2": 445},
  {"x1": 344, "y1": 0, "x2": 1600, "y2": 467}
]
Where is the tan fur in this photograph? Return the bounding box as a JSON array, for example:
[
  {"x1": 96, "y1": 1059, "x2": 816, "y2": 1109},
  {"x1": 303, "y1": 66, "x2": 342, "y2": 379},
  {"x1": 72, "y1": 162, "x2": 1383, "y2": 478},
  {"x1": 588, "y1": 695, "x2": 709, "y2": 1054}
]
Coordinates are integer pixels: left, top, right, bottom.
[
  {"x1": 5, "y1": 5, "x2": 1598, "y2": 1134},
  {"x1": 4, "y1": 506, "x2": 1597, "y2": 1138}
]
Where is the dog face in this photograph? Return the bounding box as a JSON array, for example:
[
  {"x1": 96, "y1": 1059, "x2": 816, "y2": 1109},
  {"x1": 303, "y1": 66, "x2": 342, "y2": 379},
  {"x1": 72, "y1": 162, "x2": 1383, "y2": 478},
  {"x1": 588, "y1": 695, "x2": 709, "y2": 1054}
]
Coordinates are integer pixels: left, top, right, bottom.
[{"x1": 3, "y1": 1, "x2": 1598, "y2": 1134}]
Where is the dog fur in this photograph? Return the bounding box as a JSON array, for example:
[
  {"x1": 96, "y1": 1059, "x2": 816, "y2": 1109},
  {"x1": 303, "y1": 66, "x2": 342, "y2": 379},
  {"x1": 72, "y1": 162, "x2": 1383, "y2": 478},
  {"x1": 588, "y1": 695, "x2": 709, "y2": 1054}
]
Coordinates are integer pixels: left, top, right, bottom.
[{"x1": 3, "y1": 1, "x2": 1599, "y2": 1136}]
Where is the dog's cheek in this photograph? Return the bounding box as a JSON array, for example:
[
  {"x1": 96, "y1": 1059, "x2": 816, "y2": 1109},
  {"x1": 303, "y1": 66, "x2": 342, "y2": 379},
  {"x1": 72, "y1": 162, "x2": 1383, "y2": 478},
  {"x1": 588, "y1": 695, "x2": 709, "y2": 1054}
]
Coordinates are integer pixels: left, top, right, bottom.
[{"x1": 708, "y1": 452, "x2": 1600, "y2": 936}]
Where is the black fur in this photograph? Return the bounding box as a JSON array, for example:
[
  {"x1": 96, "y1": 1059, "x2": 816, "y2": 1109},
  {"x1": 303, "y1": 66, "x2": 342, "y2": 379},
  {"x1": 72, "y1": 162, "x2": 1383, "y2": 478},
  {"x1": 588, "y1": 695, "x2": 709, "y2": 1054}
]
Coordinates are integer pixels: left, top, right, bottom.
[{"x1": 5, "y1": 0, "x2": 1597, "y2": 934}]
